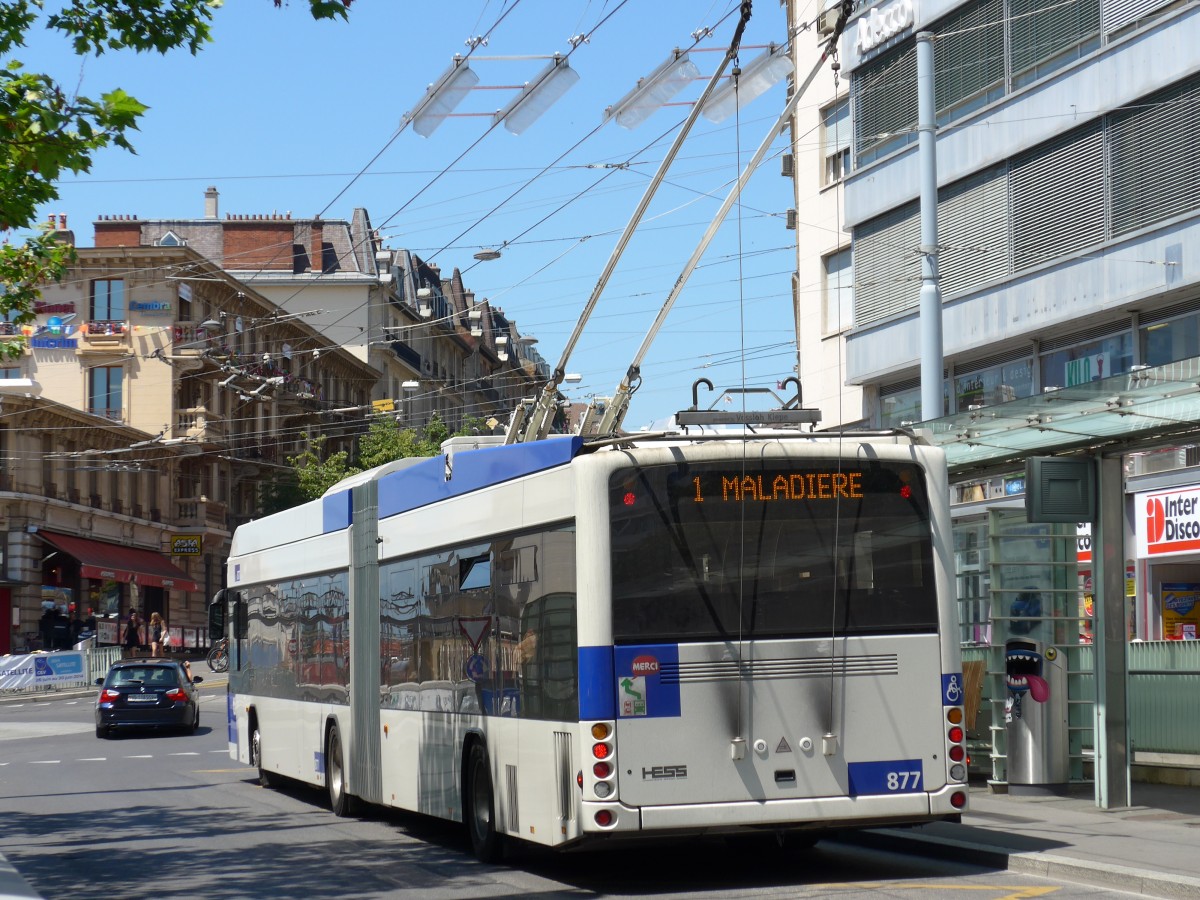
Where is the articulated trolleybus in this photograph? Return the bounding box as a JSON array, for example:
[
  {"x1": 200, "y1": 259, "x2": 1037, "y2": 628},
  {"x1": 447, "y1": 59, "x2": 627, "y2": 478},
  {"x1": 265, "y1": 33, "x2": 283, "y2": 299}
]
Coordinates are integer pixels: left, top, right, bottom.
[{"x1": 222, "y1": 425, "x2": 968, "y2": 860}]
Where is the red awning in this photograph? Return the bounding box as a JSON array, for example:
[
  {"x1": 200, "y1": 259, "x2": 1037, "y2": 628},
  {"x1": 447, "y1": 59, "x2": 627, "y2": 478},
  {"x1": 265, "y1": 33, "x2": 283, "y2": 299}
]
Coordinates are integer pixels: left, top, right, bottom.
[{"x1": 39, "y1": 531, "x2": 199, "y2": 592}]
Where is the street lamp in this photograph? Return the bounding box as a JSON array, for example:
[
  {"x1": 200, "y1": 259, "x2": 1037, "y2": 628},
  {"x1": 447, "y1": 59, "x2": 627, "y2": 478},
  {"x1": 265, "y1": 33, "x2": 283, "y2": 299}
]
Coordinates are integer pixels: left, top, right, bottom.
[
  {"x1": 701, "y1": 44, "x2": 793, "y2": 124},
  {"x1": 605, "y1": 50, "x2": 701, "y2": 130},
  {"x1": 495, "y1": 55, "x2": 580, "y2": 135},
  {"x1": 405, "y1": 55, "x2": 481, "y2": 138}
]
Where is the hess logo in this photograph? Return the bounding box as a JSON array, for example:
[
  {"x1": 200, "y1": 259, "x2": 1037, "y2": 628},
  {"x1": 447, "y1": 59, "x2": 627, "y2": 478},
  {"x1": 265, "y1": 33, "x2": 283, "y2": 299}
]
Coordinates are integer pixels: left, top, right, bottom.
[{"x1": 631, "y1": 655, "x2": 659, "y2": 676}]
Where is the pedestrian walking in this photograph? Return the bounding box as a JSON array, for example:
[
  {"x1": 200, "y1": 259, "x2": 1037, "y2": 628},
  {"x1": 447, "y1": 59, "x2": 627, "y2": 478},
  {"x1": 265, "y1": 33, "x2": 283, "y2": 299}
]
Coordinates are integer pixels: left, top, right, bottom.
[
  {"x1": 149, "y1": 612, "x2": 167, "y2": 657},
  {"x1": 123, "y1": 611, "x2": 141, "y2": 658}
]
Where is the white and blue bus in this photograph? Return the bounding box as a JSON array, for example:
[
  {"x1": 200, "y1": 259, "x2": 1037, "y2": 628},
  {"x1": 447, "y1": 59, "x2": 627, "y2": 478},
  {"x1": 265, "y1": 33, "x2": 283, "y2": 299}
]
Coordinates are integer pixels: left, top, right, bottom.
[{"x1": 221, "y1": 429, "x2": 968, "y2": 860}]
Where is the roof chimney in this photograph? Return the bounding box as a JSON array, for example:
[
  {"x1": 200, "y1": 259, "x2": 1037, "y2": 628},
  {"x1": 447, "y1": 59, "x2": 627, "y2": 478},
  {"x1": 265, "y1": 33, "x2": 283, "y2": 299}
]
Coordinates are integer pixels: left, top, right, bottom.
[{"x1": 205, "y1": 186, "x2": 219, "y2": 219}]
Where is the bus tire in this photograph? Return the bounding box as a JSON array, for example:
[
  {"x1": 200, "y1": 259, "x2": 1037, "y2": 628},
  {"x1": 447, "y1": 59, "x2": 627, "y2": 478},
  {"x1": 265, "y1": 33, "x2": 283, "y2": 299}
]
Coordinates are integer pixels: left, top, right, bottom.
[
  {"x1": 327, "y1": 723, "x2": 357, "y2": 817},
  {"x1": 464, "y1": 741, "x2": 501, "y2": 863},
  {"x1": 252, "y1": 723, "x2": 277, "y2": 788}
]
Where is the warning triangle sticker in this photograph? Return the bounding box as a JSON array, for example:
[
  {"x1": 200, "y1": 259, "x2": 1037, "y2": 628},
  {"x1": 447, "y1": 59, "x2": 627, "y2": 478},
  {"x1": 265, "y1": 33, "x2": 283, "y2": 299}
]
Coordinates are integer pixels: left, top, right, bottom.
[{"x1": 775, "y1": 736, "x2": 792, "y2": 754}]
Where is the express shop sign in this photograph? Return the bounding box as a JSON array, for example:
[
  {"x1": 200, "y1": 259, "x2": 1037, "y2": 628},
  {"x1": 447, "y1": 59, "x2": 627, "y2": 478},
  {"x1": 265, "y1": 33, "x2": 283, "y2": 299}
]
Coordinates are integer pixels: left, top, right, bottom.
[{"x1": 1136, "y1": 486, "x2": 1200, "y2": 558}]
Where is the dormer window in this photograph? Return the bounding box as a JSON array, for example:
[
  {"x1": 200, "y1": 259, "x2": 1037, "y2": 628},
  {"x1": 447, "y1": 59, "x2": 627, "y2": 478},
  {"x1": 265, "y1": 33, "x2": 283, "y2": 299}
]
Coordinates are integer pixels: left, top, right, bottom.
[{"x1": 155, "y1": 231, "x2": 186, "y2": 247}]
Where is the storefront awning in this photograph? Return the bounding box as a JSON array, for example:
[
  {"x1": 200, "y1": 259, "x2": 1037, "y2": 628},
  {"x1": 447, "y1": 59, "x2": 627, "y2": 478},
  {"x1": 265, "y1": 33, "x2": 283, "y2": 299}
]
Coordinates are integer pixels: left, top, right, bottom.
[{"x1": 38, "y1": 531, "x2": 199, "y2": 592}]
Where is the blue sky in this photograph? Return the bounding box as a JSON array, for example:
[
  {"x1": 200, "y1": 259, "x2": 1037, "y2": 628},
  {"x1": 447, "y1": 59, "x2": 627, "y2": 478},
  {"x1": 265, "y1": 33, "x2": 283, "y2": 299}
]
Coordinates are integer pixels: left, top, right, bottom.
[{"x1": 19, "y1": 0, "x2": 824, "y2": 429}]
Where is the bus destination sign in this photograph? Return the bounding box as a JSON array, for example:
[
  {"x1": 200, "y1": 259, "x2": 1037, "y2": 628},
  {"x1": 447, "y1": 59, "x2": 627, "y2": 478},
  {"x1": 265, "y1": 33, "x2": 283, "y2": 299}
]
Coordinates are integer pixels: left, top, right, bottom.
[{"x1": 692, "y1": 471, "x2": 865, "y2": 503}]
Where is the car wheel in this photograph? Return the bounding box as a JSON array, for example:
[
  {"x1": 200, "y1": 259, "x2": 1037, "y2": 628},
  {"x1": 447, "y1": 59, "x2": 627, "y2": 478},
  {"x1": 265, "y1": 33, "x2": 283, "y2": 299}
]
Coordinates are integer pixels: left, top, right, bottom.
[
  {"x1": 464, "y1": 741, "x2": 501, "y2": 863},
  {"x1": 252, "y1": 724, "x2": 277, "y2": 788},
  {"x1": 327, "y1": 724, "x2": 357, "y2": 817},
  {"x1": 191, "y1": 707, "x2": 200, "y2": 735},
  {"x1": 95, "y1": 724, "x2": 107, "y2": 740}
]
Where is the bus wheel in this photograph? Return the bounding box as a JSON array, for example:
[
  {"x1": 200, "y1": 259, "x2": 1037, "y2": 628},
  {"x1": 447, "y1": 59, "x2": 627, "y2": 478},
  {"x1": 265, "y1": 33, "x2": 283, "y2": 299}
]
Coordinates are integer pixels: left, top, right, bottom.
[
  {"x1": 464, "y1": 741, "x2": 501, "y2": 863},
  {"x1": 327, "y1": 724, "x2": 357, "y2": 817},
  {"x1": 252, "y1": 724, "x2": 277, "y2": 788}
]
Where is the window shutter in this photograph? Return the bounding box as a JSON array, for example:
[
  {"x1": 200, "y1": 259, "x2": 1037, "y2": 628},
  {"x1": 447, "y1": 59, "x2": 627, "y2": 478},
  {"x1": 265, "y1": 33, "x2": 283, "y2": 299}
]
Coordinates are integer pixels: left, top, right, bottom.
[
  {"x1": 1010, "y1": 0, "x2": 1100, "y2": 78},
  {"x1": 1010, "y1": 123, "x2": 1105, "y2": 271},
  {"x1": 853, "y1": 202, "x2": 920, "y2": 327},
  {"x1": 1110, "y1": 75, "x2": 1200, "y2": 237},
  {"x1": 852, "y1": 40, "x2": 917, "y2": 161},
  {"x1": 934, "y1": 0, "x2": 1004, "y2": 117},
  {"x1": 1103, "y1": 0, "x2": 1175, "y2": 33},
  {"x1": 938, "y1": 167, "x2": 1010, "y2": 297}
]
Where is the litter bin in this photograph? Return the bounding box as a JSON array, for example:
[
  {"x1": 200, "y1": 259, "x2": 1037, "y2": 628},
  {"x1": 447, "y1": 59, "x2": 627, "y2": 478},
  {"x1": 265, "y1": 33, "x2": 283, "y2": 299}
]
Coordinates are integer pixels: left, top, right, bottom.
[{"x1": 1004, "y1": 638, "x2": 1068, "y2": 795}]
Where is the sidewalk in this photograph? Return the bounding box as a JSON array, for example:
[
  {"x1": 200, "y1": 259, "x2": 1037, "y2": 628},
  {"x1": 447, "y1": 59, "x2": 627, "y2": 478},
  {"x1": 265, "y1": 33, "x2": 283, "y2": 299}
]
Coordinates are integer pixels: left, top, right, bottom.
[{"x1": 845, "y1": 780, "x2": 1200, "y2": 899}]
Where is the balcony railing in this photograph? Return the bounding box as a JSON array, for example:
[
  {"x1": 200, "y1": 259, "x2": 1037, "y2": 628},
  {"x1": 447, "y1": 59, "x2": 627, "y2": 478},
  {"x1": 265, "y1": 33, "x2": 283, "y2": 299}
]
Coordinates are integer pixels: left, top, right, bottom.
[
  {"x1": 87, "y1": 407, "x2": 124, "y2": 422},
  {"x1": 175, "y1": 497, "x2": 229, "y2": 531},
  {"x1": 82, "y1": 320, "x2": 129, "y2": 345},
  {"x1": 175, "y1": 406, "x2": 227, "y2": 443}
]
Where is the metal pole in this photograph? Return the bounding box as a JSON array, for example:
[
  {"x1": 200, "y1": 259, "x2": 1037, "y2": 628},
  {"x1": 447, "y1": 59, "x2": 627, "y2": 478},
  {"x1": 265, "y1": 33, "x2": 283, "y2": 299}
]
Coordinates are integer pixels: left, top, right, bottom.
[
  {"x1": 916, "y1": 32, "x2": 944, "y2": 422},
  {"x1": 1093, "y1": 453, "x2": 1131, "y2": 808}
]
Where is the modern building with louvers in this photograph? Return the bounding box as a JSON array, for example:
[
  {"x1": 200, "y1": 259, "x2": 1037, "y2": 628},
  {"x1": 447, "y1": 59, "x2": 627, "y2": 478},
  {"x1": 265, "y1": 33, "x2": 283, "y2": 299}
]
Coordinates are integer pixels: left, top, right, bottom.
[
  {"x1": 810, "y1": 0, "x2": 1200, "y2": 784},
  {"x1": 838, "y1": 0, "x2": 1199, "y2": 429}
]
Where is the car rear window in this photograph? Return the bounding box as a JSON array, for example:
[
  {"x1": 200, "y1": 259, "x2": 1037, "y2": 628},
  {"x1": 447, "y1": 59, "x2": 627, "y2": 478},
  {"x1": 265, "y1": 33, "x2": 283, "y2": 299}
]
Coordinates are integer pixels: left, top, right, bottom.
[{"x1": 111, "y1": 666, "x2": 179, "y2": 686}]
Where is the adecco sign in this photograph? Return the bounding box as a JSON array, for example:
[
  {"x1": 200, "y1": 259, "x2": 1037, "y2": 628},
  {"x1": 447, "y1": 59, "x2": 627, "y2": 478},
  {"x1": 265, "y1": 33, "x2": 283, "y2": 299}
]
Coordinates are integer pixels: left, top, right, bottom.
[
  {"x1": 843, "y1": 0, "x2": 922, "y2": 74},
  {"x1": 1136, "y1": 485, "x2": 1200, "y2": 558}
]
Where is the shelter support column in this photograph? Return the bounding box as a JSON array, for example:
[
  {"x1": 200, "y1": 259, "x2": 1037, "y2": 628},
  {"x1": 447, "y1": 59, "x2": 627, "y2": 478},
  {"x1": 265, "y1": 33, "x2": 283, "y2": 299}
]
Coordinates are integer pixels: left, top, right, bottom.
[{"x1": 1093, "y1": 453, "x2": 1130, "y2": 808}]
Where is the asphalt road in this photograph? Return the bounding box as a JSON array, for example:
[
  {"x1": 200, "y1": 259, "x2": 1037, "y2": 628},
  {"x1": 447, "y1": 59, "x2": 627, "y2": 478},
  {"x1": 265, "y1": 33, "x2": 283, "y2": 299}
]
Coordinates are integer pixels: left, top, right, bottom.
[{"x1": 0, "y1": 686, "x2": 1154, "y2": 899}]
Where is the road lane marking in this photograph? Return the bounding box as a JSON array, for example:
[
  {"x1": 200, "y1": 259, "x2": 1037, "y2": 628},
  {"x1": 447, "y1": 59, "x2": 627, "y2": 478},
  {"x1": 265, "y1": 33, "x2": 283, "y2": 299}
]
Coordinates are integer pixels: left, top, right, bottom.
[
  {"x1": 30, "y1": 760, "x2": 60, "y2": 764},
  {"x1": 77, "y1": 757, "x2": 107, "y2": 761},
  {"x1": 194, "y1": 768, "x2": 247, "y2": 773},
  {"x1": 170, "y1": 752, "x2": 201, "y2": 756},
  {"x1": 125, "y1": 754, "x2": 153, "y2": 759}
]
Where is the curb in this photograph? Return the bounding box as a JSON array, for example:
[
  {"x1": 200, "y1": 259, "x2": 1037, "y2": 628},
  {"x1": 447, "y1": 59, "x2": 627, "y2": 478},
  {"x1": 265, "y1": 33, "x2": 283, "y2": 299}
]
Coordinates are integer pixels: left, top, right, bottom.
[{"x1": 842, "y1": 828, "x2": 1200, "y2": 900}]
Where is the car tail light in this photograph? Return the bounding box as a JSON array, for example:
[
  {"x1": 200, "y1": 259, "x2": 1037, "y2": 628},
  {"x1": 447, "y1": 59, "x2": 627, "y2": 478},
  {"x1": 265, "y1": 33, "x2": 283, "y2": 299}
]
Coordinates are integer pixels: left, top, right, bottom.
[
  {"x1": 99, "y1": 689, "x2": 120, "y2": 703},
  {"x1": 165, "y1": 688, "x2": 188, "y2": 702}
]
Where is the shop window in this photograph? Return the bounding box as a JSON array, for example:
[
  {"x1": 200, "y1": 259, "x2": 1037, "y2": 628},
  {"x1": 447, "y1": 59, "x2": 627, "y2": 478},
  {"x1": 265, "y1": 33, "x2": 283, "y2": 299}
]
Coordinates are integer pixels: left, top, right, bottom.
[
  {"x1": 1141, "y1": 311, "x2": 1200, "y2": 368},
  {"x1": 953, "y1": 357, "x2": 1034, "y2": 412},
  {"x1": 1040, "y1": 331, "x2": 1132, "y2": 390}
]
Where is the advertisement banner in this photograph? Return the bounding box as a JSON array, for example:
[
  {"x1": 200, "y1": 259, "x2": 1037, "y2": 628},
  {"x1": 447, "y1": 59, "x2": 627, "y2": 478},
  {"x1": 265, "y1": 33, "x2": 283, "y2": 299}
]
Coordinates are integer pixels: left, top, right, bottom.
[
  {"x1": 1136, "y1": 486, "x2": 1200, "y2": 558},
  {"x1": 1162, "y1": 583, "x2": 1200, "y2": 640},
  {"x1": 0, "y1": 651, "x2": 86, "y2": 691}
]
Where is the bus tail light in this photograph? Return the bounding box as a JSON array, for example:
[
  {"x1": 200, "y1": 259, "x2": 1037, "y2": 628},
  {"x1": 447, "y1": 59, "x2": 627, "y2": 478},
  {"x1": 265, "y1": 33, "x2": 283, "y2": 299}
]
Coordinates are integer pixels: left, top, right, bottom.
[
  {"x1": 946, "y1": 706, "x2": 967, "y2": 781},
  {"x1": 594, "y1": 809, "x2": 616, "y2": 827},
  {"x1": 585, "y1": 721, "x2": 618, "y2": 801},
  {"x1": 951, "y1": 790, "x2": 967, "y2": 809}
]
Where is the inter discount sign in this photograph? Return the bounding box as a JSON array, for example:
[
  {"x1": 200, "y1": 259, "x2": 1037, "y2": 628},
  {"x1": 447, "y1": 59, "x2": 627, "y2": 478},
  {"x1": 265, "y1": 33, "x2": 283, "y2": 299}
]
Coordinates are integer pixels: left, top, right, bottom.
[{"x1": 1136, "y1": 486, "x2": 1200, "y2": 558}]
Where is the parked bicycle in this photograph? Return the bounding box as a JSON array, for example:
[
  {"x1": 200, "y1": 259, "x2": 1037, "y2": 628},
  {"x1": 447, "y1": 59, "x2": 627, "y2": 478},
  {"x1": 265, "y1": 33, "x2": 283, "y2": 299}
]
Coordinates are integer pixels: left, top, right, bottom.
[{"x1": 206, "y1": 637, "x2": 229, "y2": 673}]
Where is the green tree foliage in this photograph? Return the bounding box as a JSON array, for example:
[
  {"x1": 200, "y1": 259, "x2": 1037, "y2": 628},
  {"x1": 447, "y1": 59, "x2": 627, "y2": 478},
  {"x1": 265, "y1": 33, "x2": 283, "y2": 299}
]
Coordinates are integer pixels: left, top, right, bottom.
[
  {"x1": 282, "y1": 413, "x2": 489, "y2": 505},
  {"x1": 0, "y1": 1, "x2": 351, "y2": 358}
]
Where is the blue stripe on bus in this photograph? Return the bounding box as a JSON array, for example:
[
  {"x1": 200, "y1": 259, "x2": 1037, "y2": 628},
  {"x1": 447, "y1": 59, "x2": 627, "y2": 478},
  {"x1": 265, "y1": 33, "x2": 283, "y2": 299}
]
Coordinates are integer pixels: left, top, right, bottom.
[
  {"x1": 578, "y1": 646, "x2": 615, "y2": 720},
  {"x1": 613, "y1": 644, "x2": 681, "y2": 719},
  {"x1": 322, "y1": 490, "x2": 353, "y2": 533},
  {"x1": 378, "y1": 438, "x2": 583, "y2": 519}
]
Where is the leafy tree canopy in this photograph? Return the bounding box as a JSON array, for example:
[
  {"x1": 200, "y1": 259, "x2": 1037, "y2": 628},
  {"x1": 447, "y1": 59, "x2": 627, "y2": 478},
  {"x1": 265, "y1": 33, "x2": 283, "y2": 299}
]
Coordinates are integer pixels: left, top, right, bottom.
[
  {"x1": 0, "y1": 0, "x2": 351, "y2": 359},
  {"x1": 282, "y1": 414, "x2": 489, "y2": 506}
]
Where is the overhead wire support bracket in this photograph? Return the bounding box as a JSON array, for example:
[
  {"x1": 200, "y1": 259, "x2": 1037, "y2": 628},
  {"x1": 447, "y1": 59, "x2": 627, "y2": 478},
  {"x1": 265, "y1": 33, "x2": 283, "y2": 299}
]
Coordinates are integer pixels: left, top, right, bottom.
[{"x1": 508, "y1": 0, "x2": 756, "y2": 445}]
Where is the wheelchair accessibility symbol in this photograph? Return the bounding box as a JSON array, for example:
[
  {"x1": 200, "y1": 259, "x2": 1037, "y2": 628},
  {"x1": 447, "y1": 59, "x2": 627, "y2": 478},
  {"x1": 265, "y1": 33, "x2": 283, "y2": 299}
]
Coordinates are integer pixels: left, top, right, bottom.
[{"x1": 942, "y1": 673, "x2": 963, "y2": 705}]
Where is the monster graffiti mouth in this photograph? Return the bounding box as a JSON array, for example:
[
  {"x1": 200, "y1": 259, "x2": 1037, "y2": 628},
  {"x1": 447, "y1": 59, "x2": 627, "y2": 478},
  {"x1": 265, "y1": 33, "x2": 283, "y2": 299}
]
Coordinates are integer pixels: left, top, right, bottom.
[{"x1": 1006, "y1": 639, "x2": 1049, "y2": 703}]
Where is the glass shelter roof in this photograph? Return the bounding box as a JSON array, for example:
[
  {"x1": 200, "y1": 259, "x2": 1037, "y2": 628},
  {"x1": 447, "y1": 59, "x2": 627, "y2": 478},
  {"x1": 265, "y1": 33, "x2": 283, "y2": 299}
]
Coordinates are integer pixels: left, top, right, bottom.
[{"x1": 918, "y1": 356, "x2": 1200, "y2": 476}]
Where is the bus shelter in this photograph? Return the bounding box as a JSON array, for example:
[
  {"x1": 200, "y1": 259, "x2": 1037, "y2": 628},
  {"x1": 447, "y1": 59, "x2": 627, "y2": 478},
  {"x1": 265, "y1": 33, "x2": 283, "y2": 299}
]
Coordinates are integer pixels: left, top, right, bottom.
[{"x1": 918, "y1": 356, "x2": 1200, "y2": 808}]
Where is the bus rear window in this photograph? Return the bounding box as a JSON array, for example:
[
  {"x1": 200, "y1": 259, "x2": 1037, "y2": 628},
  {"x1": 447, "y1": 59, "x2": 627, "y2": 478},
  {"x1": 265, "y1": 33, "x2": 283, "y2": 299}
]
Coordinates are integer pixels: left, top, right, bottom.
[{"x1": 609, "y1": 459, "x2": 938, "y2": 642}]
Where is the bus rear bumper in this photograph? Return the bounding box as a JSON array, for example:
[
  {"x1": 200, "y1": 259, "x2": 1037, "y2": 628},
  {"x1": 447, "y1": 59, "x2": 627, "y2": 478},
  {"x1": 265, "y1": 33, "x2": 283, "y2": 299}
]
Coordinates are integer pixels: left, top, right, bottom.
[{"x1": 581, "y1": 785, "x2": 966, "y2": 835}]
